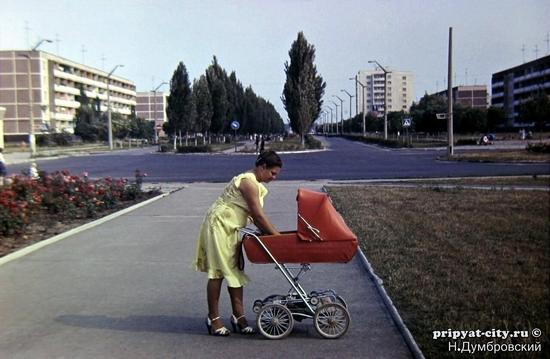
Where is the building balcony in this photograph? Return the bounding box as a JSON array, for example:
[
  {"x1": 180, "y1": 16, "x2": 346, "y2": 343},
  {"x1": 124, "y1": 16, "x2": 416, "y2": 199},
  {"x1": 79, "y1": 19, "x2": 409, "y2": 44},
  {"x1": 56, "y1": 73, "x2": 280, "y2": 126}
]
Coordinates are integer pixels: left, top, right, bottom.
[
  {"x1": 54, "y1": 84, "x2": 81, "y2": 96},
  {"x1": 54, "y1": 69, "x2": 136, "y2": 98},
  {"x1": 52, "y1": 112, "x2": 74, "y2": 121},
  {"x1": 54, "y1": 98, "x2": 81, "y2": 109}
]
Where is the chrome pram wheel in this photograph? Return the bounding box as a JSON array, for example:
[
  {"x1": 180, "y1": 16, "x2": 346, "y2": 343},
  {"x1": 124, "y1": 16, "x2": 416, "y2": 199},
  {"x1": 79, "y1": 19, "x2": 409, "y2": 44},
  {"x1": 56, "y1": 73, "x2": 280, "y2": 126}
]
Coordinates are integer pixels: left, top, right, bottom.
[
  {"x1": 314, "y1": 303, "x2": 350, "y2": 339},
  {"x1": 257, "y1": 304, "x2": 294, "y2": 339}
]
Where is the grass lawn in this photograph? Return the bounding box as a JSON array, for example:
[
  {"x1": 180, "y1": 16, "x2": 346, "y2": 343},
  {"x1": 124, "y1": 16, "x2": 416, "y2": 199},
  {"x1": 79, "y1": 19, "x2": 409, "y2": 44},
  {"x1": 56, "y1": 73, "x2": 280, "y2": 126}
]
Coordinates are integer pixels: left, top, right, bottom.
[
  {"x1": 451, "y1": 149, "x2": 550, "y2": 163},
  {"x1": 326, "y1": 184, "x2": 549, "y2": 358}
]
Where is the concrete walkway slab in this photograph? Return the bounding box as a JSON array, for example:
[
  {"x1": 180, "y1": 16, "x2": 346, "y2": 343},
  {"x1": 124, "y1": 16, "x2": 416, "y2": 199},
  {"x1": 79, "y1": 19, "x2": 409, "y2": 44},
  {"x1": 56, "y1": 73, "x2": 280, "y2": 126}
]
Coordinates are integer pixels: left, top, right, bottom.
[{"x1": 0, "y1": 181, "x2": 412, "y2": 358}]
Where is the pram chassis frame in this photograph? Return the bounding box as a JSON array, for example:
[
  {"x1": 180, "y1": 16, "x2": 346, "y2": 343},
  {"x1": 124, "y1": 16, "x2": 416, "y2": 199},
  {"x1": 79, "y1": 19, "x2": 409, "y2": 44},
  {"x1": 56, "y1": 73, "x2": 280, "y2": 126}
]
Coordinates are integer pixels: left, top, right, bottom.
[{"x1": 240, "y1": 228, "x2": 316, "y2": 316}]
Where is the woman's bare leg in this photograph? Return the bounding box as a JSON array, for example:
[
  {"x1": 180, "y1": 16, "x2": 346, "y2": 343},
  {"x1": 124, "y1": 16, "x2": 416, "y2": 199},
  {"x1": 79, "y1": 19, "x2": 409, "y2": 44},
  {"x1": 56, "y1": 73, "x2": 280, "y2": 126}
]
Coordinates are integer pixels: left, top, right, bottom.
[
  {"x1": 228, "y1": 286, "x2": 248, "y2": 327},
  {"x1": 207, "y1": 278, "x2": 225, "y2": 330}
]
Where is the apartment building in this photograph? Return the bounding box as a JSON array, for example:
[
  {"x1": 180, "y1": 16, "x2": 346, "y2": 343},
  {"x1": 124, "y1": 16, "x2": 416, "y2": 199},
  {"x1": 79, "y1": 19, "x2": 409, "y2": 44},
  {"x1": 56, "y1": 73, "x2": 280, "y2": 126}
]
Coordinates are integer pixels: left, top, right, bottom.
[
  {"x1": 0, "y1": 50, "x2": 136, "y2": 140},
  {"x1": 491, "y1": 54, "x2": 550, "y2": 126},
  {"x1": 434, "y1": 85, "x2": 488, "y2": 109},
  {"x1": 355, "y1": 68, "x2": 415, "y2": 116},
  {"x1": 135, "y1": 91, "x2": 167, "y2": 129}
]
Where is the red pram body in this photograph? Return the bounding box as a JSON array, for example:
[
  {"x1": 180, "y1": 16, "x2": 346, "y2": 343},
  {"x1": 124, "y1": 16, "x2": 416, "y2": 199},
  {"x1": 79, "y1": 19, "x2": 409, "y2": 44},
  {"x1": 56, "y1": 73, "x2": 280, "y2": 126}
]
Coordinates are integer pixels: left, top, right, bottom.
[{"x1": 243, "y1": 188, "x2": 358, "y2": 263}]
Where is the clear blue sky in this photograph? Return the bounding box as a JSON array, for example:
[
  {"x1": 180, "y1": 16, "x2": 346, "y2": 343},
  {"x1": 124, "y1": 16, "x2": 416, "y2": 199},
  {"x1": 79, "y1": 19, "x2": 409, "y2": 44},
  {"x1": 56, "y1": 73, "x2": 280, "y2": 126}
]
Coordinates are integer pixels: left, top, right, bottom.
[{"x1": 2, "y1": 0, "x2": 549, "y2": 121}]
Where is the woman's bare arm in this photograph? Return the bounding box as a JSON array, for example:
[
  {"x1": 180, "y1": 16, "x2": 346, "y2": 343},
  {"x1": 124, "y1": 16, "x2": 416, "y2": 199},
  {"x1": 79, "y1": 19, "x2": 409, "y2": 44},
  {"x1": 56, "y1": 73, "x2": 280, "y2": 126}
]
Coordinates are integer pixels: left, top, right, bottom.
[{"x1": 239, "y1": 178, "x2": 280, "y2": 235}]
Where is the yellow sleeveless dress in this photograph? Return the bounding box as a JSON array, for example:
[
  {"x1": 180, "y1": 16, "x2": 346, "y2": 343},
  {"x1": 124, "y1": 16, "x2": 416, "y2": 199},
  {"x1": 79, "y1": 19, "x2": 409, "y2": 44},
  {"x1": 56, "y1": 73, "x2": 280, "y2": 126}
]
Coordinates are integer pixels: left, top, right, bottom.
[{"x1": 193, "y1": 172, "x2": 268, "y2": 288}]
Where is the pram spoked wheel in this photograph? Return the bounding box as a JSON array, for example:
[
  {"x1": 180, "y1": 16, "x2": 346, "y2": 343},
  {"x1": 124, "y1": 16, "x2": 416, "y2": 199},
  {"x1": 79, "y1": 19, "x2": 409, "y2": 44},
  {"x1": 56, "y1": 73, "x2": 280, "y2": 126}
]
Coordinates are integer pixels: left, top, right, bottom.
[
  {"x1": 314, "y1": 303, "x2": 350, "y2": 339},
  {"x1": 257, "y1": 304, "x2": 294, "y2": 339}
]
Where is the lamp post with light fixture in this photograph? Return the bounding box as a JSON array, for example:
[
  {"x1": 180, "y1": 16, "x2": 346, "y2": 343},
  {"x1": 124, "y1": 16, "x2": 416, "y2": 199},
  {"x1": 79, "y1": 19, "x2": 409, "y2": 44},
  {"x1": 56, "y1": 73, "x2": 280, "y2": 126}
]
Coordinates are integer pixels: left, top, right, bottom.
[
  {"x1": 21, "y1": 39, "x2": 52, "y2": 156},
  {"x1": 350, "y1": 75, "x2": 367, "y2": 136},
  {"x1": 152, "y1": 81, "x2": 167, "y2": 144},
  {"x1": 106, "y1": 64, "x2": 124, "y2": 150},
  {"x1": 368, "y1": 60, "x2": 390, "y2": 139}
]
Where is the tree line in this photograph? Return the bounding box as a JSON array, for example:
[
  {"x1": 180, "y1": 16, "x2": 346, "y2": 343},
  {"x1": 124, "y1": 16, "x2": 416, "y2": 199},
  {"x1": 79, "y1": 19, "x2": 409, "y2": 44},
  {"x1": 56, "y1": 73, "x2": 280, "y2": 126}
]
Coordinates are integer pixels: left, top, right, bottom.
[
  {"x1": 72, "y1": 31, "x2": 330, "y2": 146},
  {"x1": 165, "y1": 56, "x2": 285, "y2": 140},
  {"x1": 320, "y1": 91, "x2": 549, "y2": 135}
]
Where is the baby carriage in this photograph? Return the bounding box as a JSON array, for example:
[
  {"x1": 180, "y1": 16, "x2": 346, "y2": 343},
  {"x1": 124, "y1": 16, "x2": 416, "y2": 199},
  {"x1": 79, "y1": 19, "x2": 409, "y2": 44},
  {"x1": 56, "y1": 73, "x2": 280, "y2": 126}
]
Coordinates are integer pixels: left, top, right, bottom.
[{"x1": 240, "y1": 188, "x2": 358, "y2": 339}]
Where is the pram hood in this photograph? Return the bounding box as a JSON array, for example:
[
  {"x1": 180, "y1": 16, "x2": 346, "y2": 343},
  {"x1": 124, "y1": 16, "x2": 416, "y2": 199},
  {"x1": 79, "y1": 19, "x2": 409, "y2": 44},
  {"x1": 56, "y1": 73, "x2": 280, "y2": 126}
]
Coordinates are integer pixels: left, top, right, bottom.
[{"x1": 296, "y1": 188, "x2": 357, "y2": 243}]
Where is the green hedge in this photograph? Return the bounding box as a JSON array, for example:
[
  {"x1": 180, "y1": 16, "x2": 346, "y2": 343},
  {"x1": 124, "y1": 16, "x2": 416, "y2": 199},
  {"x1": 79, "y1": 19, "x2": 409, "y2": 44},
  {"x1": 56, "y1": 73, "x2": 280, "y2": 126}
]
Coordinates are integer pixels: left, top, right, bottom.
[
  {"x1": 176, "y1": 145, "x2": 212, "y2": 153},
  {"x1": 305, "y1": 135, "x2": 323, "y2": 149},
  {"x1": 526, "y1": 142, "x2": 550, "y2": 154}
]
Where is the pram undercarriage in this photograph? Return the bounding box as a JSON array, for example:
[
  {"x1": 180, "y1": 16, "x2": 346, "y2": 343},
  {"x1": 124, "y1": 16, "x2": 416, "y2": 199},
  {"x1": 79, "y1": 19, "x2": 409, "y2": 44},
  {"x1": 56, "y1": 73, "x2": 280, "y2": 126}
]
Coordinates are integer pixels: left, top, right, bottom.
[{"x1": 240, "y1": 189, "x2": 358, "y2": 339}]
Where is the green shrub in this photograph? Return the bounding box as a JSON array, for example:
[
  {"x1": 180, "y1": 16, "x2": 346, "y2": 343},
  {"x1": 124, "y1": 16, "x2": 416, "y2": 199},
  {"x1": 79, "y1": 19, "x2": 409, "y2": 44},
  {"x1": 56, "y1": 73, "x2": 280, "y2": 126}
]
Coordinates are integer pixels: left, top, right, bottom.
[
  {"x1": 305, "y1": 135, "x2": 323, "y2": 149},
  {"x1": 159, "y1": 144, "x2": 170, "y2": 153},
  {"x1": 36, "y1": 133, "x2": 74, "y2": 147},
  {"x1": 176, "y1": 145, "x2": 211, "y2": 153},
  {"x1": 526, "y1": 142, "x2": 550, "y2": 154},
  {"x1": 456, "y1": 138, "x2": 478, "y2": 145}
]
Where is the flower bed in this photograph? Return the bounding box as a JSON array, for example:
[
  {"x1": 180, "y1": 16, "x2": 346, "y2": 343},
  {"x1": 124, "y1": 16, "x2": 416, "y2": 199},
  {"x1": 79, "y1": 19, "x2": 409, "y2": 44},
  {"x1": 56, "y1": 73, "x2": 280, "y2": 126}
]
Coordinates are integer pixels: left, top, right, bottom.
[{"x1": 0, "y1": 170, "x2": 161, "y2": 257}]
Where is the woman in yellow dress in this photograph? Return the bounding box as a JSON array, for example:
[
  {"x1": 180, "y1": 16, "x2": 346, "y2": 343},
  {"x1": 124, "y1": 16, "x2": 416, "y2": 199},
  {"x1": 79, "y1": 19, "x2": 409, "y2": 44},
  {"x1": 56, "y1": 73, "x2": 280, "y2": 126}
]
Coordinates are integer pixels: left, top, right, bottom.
[{"x1": 193, "y1": 150, "x2": 282, "y2": 336}]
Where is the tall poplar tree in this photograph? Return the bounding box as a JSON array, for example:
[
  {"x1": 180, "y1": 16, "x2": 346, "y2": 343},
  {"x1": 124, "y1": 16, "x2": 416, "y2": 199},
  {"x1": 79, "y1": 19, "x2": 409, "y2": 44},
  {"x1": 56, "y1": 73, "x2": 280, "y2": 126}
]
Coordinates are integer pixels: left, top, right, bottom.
[
  {"x1": 205, "y1": 56, "x2": 228, "y2": 134},
  {"x1": 281, "y1": 31, "x2": 326, "y2": 145},
  {"x1": 192, "y1": 75, "x2": 213, "y2": 136},
  {"x1": 166, "y1": 61, "x2": 195, "y2": 137}
]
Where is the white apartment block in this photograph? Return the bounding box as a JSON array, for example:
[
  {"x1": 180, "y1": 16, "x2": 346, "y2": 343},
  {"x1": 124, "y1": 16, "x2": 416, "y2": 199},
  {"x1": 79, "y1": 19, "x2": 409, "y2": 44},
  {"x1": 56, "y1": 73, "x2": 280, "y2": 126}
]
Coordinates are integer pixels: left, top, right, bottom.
[
  {"x1": 135, "y1": 91, "x2": 168, "y2": 129},
  {"x1": 355, "y1": 68, "x2": 415, "y2": 116},
  {"x1": 0, "y1": 50, "x2": 136, "y2": 139}
]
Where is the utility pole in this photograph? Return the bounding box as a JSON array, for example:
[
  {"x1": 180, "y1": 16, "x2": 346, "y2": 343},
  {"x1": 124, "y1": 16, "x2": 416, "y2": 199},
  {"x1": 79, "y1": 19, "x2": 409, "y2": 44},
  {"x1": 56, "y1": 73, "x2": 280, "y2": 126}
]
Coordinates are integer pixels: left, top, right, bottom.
[{"x1": 447, "y1": 27, "x2": 454, "y2": 157}]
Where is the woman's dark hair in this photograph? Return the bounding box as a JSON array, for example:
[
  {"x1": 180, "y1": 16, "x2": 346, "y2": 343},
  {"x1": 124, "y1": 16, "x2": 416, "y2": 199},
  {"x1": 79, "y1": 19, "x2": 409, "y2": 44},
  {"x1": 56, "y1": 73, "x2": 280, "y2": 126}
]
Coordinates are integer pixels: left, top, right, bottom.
[{"x1": 255, "y1": 150, "x2": 282, "y2": 168}]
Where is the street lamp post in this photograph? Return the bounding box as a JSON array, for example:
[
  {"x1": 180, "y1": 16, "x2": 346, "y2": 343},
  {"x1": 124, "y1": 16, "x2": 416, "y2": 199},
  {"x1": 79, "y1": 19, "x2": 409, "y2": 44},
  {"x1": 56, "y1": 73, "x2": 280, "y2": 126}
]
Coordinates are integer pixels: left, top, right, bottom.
[
  {"x1": 341, "y1": 89, "x2": 355, "y2": 133},
  {"x1": 22, "y1": 39, "x2": 52, "y2": 156},
  {"x1": 106, "y1": 64, "x2": 124, "y2": 150},
  {"x1": 152, "y1": 81, "x2": 167, "y2": 144},
  {"x1": 350, "y1": 76, "x2": 367, "y2": 136},
  {"x1": 333, "y1": 95, "x2": 345, "y2": 134},
  {"x1": 328, "y1": 106, "x2": 334, "y2": 134},
  {"x1": 330, "y1": 101, "x2": 340, "y2": 135},
  {"x1": 368, "y1": 60, "x2": 391, "y2": 140}
]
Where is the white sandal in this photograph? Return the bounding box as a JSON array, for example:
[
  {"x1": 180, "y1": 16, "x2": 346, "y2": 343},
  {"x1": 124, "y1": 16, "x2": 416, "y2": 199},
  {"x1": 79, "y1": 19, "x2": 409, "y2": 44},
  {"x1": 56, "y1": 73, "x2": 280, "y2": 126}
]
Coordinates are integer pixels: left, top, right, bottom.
[
  {"x1": 231, "y1": 314, "x2": 255, "y2": 334},
  {"x1": 206, "y1": 316, "x2": 230, "y2": 336}
]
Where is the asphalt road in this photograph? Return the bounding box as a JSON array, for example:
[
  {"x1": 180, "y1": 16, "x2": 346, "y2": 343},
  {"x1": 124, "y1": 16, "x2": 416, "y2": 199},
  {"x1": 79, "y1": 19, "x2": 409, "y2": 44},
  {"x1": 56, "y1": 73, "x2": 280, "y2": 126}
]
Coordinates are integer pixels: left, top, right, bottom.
[{"x1": 7, "y1": 137, "x2": 550, "y2": 182}]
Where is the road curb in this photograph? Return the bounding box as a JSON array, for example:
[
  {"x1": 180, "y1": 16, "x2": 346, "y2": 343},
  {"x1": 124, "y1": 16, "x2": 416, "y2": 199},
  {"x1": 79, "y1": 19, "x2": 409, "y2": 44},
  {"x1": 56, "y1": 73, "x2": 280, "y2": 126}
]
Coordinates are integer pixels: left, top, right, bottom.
[
  {"x1": 356, "y1": 248, "x2": 425, "y2": 359},
  {"x1": 0, "y1": 192, "x2": 170, "y2": 267}
]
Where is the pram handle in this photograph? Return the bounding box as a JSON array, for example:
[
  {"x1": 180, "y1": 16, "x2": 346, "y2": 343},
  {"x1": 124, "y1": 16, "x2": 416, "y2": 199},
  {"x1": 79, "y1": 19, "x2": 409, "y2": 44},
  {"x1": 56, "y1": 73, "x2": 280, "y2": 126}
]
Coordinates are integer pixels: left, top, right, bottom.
[{"x1": 298, "y1": 214, "x2": 323, "y2": 241}]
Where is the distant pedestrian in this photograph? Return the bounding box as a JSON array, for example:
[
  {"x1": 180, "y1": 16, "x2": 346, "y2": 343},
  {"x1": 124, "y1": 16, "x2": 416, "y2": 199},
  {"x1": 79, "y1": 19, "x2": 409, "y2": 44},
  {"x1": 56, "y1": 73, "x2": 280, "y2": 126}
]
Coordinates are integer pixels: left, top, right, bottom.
[
  {"x1": 29, "y1": 162, "x2": 39, "y2": 179},
  {"x1": 260, "y1": 136, "x2": 265, "y2": 153},
  {"x1": 255, "y1": 135, "x2": 260, "y2": 154},
  {"x1": 0, "y1": 148, "x2": 6, "y2": 186}
]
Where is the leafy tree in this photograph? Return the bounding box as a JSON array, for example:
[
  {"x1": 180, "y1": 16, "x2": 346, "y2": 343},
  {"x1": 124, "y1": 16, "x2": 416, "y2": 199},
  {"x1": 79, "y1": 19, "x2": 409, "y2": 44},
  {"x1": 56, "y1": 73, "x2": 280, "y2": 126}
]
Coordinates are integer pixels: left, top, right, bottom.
[
  {"x1": 409, "y1": 93, "x2": 447, "y2": 133},
  {"x1": 520, "y1": 91, "x2": 550, "y2": 134},
  {"x1": 74, "y1": 86, "x2": 104, "y2": 141},
  {"x1": 388, "y1": 111, "x2": 407, "y2": 134},
  {"x1": 166, "y1": 61, "x2": 196, "y2": 137},
  {"x1": 205, "y1": 56, "x2": 228, "y2": 134},
  {"x1": 487, "y1": 106, "x2": 505, "y2": 131},
  {"x1": 454, "y1": 105, "x2": 487, "y2": 133},
  {"x1": 193, "y1": 75, "x2": 213, "y2": 135},
  {"x1": 282, "y1": 31, "x2": 326, "y2": 145}
]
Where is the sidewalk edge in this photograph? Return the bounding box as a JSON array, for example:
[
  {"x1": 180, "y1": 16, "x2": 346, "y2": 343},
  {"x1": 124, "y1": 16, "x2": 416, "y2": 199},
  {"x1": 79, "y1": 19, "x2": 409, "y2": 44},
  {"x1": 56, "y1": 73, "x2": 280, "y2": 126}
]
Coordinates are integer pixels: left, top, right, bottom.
[
  {"x1": 357, "y1": 248, "x2": 425, "y2": 359},
  {"x1": 0, "y1": 192, "x2": 169, "y2": 267}
]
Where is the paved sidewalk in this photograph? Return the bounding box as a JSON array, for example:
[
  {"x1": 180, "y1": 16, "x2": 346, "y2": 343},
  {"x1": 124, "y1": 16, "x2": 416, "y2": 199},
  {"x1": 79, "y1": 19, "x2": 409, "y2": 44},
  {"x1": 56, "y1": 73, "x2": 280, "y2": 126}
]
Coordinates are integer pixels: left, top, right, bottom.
[{"x1": 0, "y1": 181, "x2": 413, "y2": 358}]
